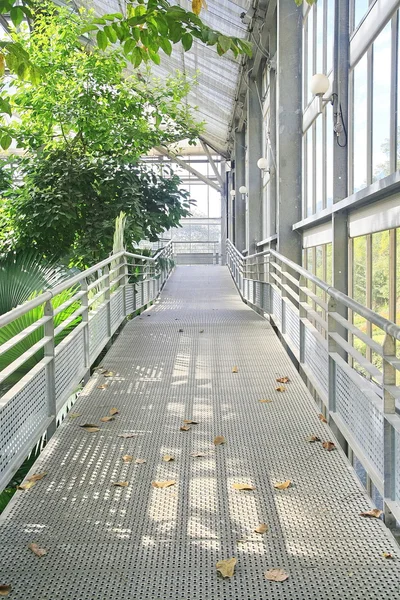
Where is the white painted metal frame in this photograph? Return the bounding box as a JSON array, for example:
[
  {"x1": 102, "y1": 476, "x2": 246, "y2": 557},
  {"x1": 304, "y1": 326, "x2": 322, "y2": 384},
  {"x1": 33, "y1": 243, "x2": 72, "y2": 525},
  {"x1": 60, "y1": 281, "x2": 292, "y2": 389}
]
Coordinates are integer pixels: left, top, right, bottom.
[
  {"x1": 0, "y1": 243, "x2": 174, "y2": 493},
  {"x1": 227, "y1": 238, "x2": 400, "y2": 527}
]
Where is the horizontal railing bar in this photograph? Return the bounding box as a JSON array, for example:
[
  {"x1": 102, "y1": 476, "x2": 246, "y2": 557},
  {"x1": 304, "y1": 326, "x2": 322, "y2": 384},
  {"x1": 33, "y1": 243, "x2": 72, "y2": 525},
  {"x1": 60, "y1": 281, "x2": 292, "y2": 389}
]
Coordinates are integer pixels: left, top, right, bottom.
[
  {"x1": 300, "y1": 305, "x2": 328, "y2": 330},
  {"x1": 53, "y1": 291, "x2": 86, "y2": 317},
  {"x1": 299, "y1": 287, "x2": 328, "y2": 311},
  {"x1": 87, "y1": 288, "x2": 108, "y2": 308},
  {"x1": 87, "y1": 273, "x2": 109, "y2": 292},
  {"x1": 53, "y1": 306, "x2": 86, "y2": 337},
  {"x1": 0, "y1": 316, "x2": 52, "y2": 357},
  {"x1": 329, "y1": 332, "x2": 382, "y2": 381},
  {"x1": 281, "y1": 284, "x2": 300, "y2": 304},
  {"x1": 330, "y1": 312, "x2": 382, "y2": 355},
  {"x1": 0, "y1": 336, "x2": 52, "y2": 384}
]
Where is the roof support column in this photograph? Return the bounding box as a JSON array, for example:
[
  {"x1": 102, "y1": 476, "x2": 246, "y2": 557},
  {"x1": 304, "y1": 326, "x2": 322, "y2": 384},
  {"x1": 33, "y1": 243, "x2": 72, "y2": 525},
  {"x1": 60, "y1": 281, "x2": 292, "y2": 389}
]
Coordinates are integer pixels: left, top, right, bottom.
[
  {"x1": 220, "y1": 160, "x2": 227, "y2": 265},
  {"x1": 247, "y1": 66, "x2": 263, "y2": 255},
  {"x1": 234, "y1": 128, "x2": 246, "y2": 252},
  {"x1": 276, "y1": 1, "x2": 302, "y2": 264}
]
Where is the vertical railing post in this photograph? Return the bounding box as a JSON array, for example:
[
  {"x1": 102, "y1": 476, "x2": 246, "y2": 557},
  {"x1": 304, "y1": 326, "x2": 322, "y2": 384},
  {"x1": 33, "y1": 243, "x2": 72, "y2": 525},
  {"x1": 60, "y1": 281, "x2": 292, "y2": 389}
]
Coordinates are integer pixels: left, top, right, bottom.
[
  {"x1": 121, "y1": 254, "x2": 129, "y2": 317},
  {"x1": 281, "y1": 260, "x2": 288, "y2": 335},
  {"x1": 80, "y1": 278, "x2": 90, "y2": 383},
  {"x1": 327, "y1": 295, "x2": 337, "y2": 414},
  {"x1": 104, "y1": 265, "x2": 112, "y2": 338},
  {"x1": 299, "y1": 275, "x2": 307, "y2": 365},
  {"x1": 44, "y1": 299, "x2": 57, "y2": 440},
  {"x1": 382, "y1": 333, "x2": 396, "y2": 528}
]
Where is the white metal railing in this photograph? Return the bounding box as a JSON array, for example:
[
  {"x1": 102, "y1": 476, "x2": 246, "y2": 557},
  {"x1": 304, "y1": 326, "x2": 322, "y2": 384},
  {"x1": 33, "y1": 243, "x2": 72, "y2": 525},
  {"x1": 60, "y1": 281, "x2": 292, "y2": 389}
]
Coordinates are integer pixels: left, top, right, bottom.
[
  {"x1": 0, "y1": 242, "x2": 174, "y2": 493},
  {"x1": 226, "y1": 238, "x2": 400, "y2": 527}
]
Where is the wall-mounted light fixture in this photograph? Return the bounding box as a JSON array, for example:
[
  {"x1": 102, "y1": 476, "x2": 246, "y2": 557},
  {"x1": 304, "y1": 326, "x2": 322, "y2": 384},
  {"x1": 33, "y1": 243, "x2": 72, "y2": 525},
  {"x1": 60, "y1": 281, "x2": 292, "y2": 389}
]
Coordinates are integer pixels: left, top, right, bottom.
[
  {"x1": 239, "y1": 185, "x2": 248, "y2": 196},
  {"x1": 229, "y1": 189, "x2": 236, "y2": 197},
  {"x1": 310, "y1": 73, "x2": 330, "y2": 113},
  {"x1": 256, "y1": 157, "x2": 269, "y2": 173}
]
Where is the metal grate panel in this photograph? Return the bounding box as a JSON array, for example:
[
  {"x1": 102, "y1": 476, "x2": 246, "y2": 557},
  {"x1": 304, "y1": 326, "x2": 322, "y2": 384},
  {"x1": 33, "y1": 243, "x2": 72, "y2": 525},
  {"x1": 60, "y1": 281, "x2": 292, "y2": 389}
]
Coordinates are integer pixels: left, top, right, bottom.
[
  {"x1": 0, "y1": 367, "x2": 47, "y2": 482},
  {"x1": 55, "y1": 329, "x2": 85, "y2": 404},
  {"x1": 262, "y1": 282, "x2": 270, "y2": 313},
  {"x1": 396, "y1": 429, "x2": 400, "y2": 502},
  {"x1": 89, "y1": 305, "x2": 108, "y2": 359},
  {"x1": 126, "y1": 285, "x2": 134, "y2": 314},
  {"x1": 110, "y1": 288, "x2": 124, "y2": 332},
  {"x1": 285, "y1": 302, "x2": 300, "y2": 351},
  {"x1": 1, "y1": 266, "x2": 399, "y2": 599},
  {"x1": 304, "y1": 326, "x2": 329, "y2": 395},
  {"x1": 336, "y1": 365, "x2": 384, "y2": 479},
  {"x1": 254, "y1": 281, "x2": 262, "y2": 309},
  {"x1": 271, "y1": 287, "x2": 282, "y2": 324}
]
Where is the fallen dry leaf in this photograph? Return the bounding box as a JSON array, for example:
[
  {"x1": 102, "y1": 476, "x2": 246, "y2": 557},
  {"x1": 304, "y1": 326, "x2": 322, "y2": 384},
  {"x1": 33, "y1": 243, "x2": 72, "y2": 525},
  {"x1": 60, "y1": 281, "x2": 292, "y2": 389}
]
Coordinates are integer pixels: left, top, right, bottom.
[
  {"x1": 122, "y1": 455, "x2": 133, "y2": 463},
  {"x1": 216, "y1": 557, "x2": 237, "y2": 578},
  {"x1": 232, "y1": 483, "x2": 255, "y2": 491},
  {"x1": 318, "y1": 413, "x2": 328, "y2": 423},
  {"x1": 113, "y1": 481, "x2": 129, "y2": 487},
  {"x1": 118, "y1": 433, "x2": 137, "y2": 438},
  {"x1": 152, "y1": 480, "x2": 176, "y2": 489},
  {"x1": 274, "y1": 480, "x2": 291, "y2": 490},
  {"x1": 275, "y1": 386, "x2": 286, "y2": 392},
  {"x1": 103, "y1": 371, "x2": 114, "y2": 377},
  {"x1": 178, "y1": 328, "x2": 184, "y2": 332},
  {"x1": 17, "y1": 481, "x2": 36, "y2": 491},
  {"x1": 265, "y1": 568, "x2": 289, "y2": 582},
  {"x1": 0, "y1": 585, "x2": 11, "y2": 597},
  {"x1": 28, "y1": 543, "x2": 47, "y2": 558},
  {"x1": 69, "y1": 413, "x2": 81, "y2": 418},
  {"x1": 214, "y1": 435, "x2": 226, "y2": 446},
  {"x1": 135, "y1": 458, "x2": 146, "y2": 464},
  {"x1": 190, "y1": 452, "x2": 207, "y2": 457},
  {"x1": 109, "y1": 407, "x2": 119, "y2": 416},
  {"x1": 259, "y1": 399, "x2": 272, "y2": 403},
  {"x1": 322, "y1": 441, "x2": 335, "y2": 451},
  {"x1": 183, "y1": 419, "x2": 198, "y2": 424},
  {"x1": 276, "y1": 377, "x2": 290, "y2": 383},
  {"x1": 360, "y1": 508, "x2": 382, "y2": 518},
  {"x1": 383, "y1": 552, "x2": 394, "y2": 559},
  {"x1": 27, "y1": 473, "x2": 47, "y2": 482},
  {"x1": 162, "y1": 455, "x2": 174, "y2": 462},
  {"x1": 232, "y1": 366, "x2": 238, "y2": 373},
  {"x1": 97, "y1": 384, "x2": 108, "y2": 390},
  {"x1": 306, "y1": 435, "x2": 321, "y2": 443},
  {"x1": 80, "y1": 424, "x2": 100, "y2": 432},
  {"x1": 199, "y1": 329, "x2": 204, "y2": 333},
  {"x1": 100, "y1": 416, "x2": 115, "y2": 422},
  {"x1": 254, "y1": 523, "x2": 268, "y2": 534},
  {"x1": 180, "y1": 425, "x2": 191, "y2": 431}
]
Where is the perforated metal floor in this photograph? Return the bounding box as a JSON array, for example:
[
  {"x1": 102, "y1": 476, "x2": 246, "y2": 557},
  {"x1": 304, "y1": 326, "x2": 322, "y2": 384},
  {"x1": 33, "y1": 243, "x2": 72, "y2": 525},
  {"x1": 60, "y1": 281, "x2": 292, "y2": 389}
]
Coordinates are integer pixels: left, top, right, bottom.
[{"x1": 1, "y1": 266, "x2": 399, "y2": 599}]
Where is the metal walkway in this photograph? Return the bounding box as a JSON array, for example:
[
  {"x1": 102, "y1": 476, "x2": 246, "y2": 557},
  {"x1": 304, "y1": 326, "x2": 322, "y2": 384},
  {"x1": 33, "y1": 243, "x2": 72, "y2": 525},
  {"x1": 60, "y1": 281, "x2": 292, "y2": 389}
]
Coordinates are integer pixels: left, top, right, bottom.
[{"x1": 1, "y1": 266, "x2": 399, "y2": 599}]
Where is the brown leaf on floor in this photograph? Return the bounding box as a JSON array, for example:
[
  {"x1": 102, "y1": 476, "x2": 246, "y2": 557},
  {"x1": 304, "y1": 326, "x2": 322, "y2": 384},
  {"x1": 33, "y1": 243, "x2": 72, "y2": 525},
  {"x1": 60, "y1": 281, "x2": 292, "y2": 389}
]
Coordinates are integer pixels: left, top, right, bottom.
[
  {"x1": 275, "y1": 386, "x2": 286, "y2": 392},
  {"x1": 178, "y1": 329, "x2": 184, "y2": 332},
  {"x1": 306, "y1": 435, "x2": 321, "y2": 443},
  {"x1": 28, "y1": 543, "x2": 47, "y2": 558},
  {"x1": 103, "y1": 371, "x2": 114, "y2": 377},
  {"x1": 214, "y1": 435, "x2": 226, "y2": 446},
  {"x1": 273, "y1": 480, "x2": 291, "y2": 490},
  {"x1": 180, "y1": 425, "x2": 191, "y2": 431},
  {"x1": 152, "y1": 480, "x2": 176, "y2": 489},
  {"x1": 259, "y1": 399, "x2": 272, "y2": 403},
  {"x1": 122, "y1": 455, "x2": 133, "y2": 463},
  {"x1": 135, "y1": 458, "x2": 146, "y2": 464},
  {"x1": 216, "y1": 557, "x2": 237, "y2": 578},
  {"x1": 0, "y1": 585, "x2": 11, "y2": 597},
  {"x1": 118, "y1": 433, "x2": 137, "y2": 438},
  {"x1": 162, "y1": 455, "x2": 174, "y2": 462},
  {"x1": 17, "y1": 481, "x2": 36, "y2": 491},
  {"x1": 100, "y1": 416, "x2": 115, "y2": 422},
  {"x1": 265, "y1": 568, "x2": 289, "y2": 582},
  {"x1": 97, "y1": 384, "x2": 108, "y2": 390},
  {"x1": 383, "y1": 552, "x2": 394, "y2": 559},
  {"x1": 318, "y1": 414, "x2": 328, "y2": 423},
  {"x1": 80, "y1": 424, "x2": 100, "y2": 432},
  {"x1": 183, "y1": 419, "x2": 198, "y2": 424},
  {"x1": 200, "y1": 329, "x2": 204, "y2": 333},
  {"x1": 254, "y1": 523, "x2": 268, "y2": 534},
  {"x1": 322, "y1": 441, "x2": 335, "y2": 451},
  {"x1": 109, "y1": 407, "x2": 119, "y2": 416},
  {"x1": 360, "y1": 508, "x2": 382, "y2": 518},
  {"x1": 69, "y1": 413, "x2": 81, "y2": 418},
  {"x1": 276, "y1": 377, "x2": 290, "y2": 383},
  {"x1": 232, "y1": 483, "x2": 255, "y2": 491},
  {"x1": 232, "y1": 366, "x2": 238, "y2": 373},
  {"x1": 190, "y1": 452, "x2": 207, "y2": 457},
  {"x1": 27, "y1": 473, "x2": 47, "y2": 482},
  {"x1": 113, "y1": 481, "x2": 129, "y2": 487}
]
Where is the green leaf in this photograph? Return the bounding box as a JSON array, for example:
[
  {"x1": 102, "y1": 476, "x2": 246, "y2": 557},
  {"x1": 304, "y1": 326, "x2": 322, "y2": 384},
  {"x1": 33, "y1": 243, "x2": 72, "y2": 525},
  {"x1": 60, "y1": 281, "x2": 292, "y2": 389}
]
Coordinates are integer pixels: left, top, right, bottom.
[
  {"x1": 104, "y1": 13, "x2": 124, "y2": 20},
  {"x1": 80, "y1": 25, "x2": 98, "y2": 34},
  {"x1": 104, "y1": 25, "x2": 118, "y2": 43},
  {"x1": 123, "y1": 38, "x2": 136, "y2": 56},
  {"x1": 10, "y1": 6, "x2": 24, "y2": 27},
  {"x1": 237, "y1": 39, "x2": 252, "y2": 58},
  {"x1": 168, "y1": 23, "x2": 183, "y2": 44},
  {"x1": 217, "y1": 35, "x2": 231, "y2": 53},
  {"x1": 181, "y1": 33, "x2": 193, "y2": 51},
  {"x1": 96, "y1": 30, "x2": 109, "y2": 51},
  {"x1": 0, "y1": 97, "x2": 11, "y2": 116},
  {"x1": 130, "y1": 46, "x2": 142, "y2": 68},
  {"x1": 159, "y1": 37, "x2": 172, "y2": 56},
  {"x1": 206, "y1": 30, "x2": 218, "y2": 46},
  {"x1": 155, "y1": 114, "x2": 162, "y2": 128},
  {"x1": 1, "y1": 133, "x2": 12, "y2": 150},
  {"x1": 148, "y1": 49, "x2": 160, "y2": 65}
]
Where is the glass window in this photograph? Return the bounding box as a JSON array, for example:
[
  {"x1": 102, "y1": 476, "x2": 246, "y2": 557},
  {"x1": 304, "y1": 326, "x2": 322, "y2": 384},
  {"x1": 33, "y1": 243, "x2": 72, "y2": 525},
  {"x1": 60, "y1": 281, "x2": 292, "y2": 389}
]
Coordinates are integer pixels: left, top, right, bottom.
[
  {"x1": 396, "y1": 228, "x2": 400, "y2": 383},
  {"x1": 326, "y1": 102, "x2": 334, "y2": 207},
  {"x1": 316, "y1": 1, "x2": 324, "y2": 74},
  {"x1": 397, "y1": 17, "x2": 400, "y2": 170},
  {"x1": 315, "y1": 116, "x2": 323, "y2": 212},
  {"x1": 372, "y1": 23, "x2": 391, "y2": 182},
  {"x1": 307, "y1": 8, "x2": 314, "y2": 106},
  {"x1": 326, "y1": 0, "x2": 334, "y2": 73},
  {"x1": 353, "y1": 235, "x2": 368, "y2": 368},
  {"x1": 371, "y1": 230, "x2": 390, "y2": 342},
  {"x1": 354, "y1": 0, "x2": 369, "y2": 31},
  {"x1": 307, "y1": 126, "x2": 313, "y2": 217},
  {"x1": 326, "y1": 243, "x2": 332, "y2": 285},
  {"x1": 208, "y1": 187, "x2": 221, "y2": 218},
  {"x1": 352, "y1": 54, "x2": 368, "y2": 192}
]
